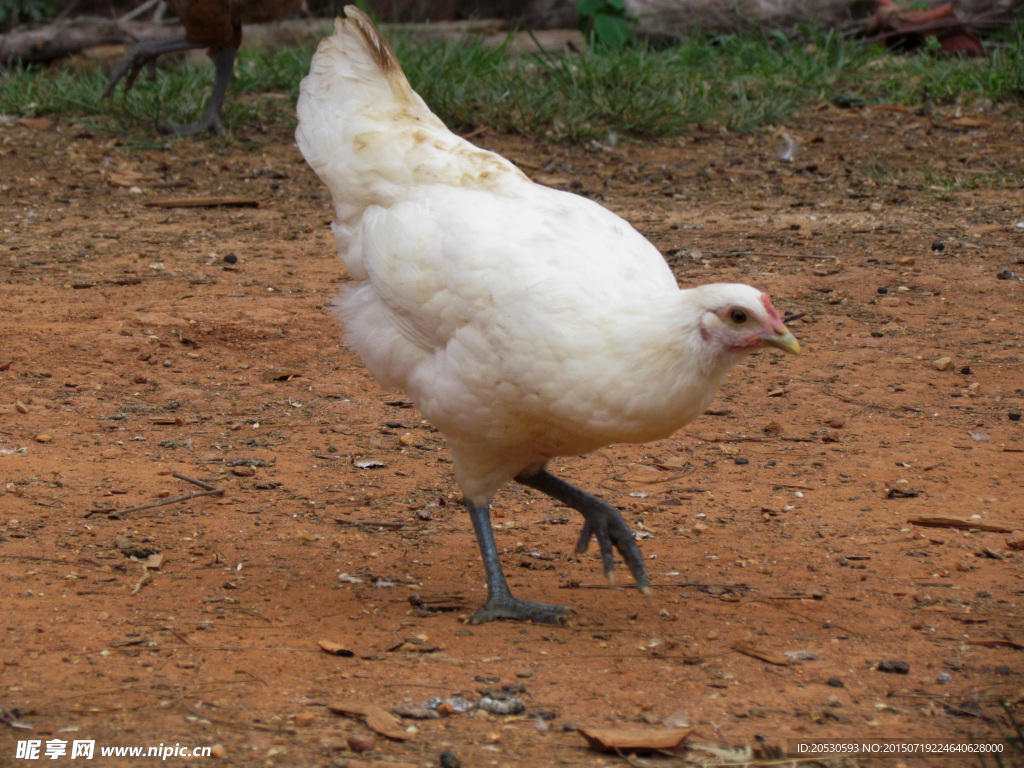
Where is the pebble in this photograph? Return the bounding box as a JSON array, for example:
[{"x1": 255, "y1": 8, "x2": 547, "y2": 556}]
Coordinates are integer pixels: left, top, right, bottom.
[
  {"x1": 1005, "y1": 531, "x2": 1024, "y2": 551},
  {"x1": 293, "y1": 712, "x2": 315, "y2": 727},
  {"x1": 347, "y1": 734, "x2": 376, "y2": 753},
  {"x1": 877, "y1": 286, "x2": 888, "y2": 294},
  {"x1": 826, "y1": 677, "x2": 844, "y2": 688},
  {"x1": 931, "y1": 241, "x2": 945, "y2": 252},
  {"x1": 932, "y1": 357, "x2": 953, "y2": 371},
  {"x1": 223, "y1": 253, "x2": 238, "y2": 264},
  {"x1": 478, "y1": 696, "x2": 526, "y2": 715},
  {"x1": 15, "y1": 400, "x2": 29, "y2": 414},
  {"x1": 516, "y1": 668, "x2": 534, "y2": 678},
  {"x1": 936, "y1": 672, "x2": 952, "y2": 684},
  {"x1": 439, "y1": 751, "x2": 463, "y2": 768},
  {"x1": 1009, "y1": 410, "x2": 1022, "y2": 422},
  {"x1": 734, "y1": 457, "x2": 749, "y2": 465},
  {"x1": 34, "y1": 434, "x2": 53, "y2": 443},
  {"x1": 876, "y1": 660, "x2": 910, "y2": 674},
  {"x1": 210, "y1": 744, "x2": 226, "y2": 759}
]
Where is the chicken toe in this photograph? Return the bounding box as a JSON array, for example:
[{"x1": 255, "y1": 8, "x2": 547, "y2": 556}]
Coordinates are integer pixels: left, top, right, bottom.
[{"x1": 517, "y1": 469, "x2": 649, "y2": 592}]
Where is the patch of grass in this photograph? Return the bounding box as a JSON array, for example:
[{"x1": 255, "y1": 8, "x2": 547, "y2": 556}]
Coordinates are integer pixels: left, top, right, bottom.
[{"x1": 0, "y1": 20, "x2": 1021, "y2": 139}]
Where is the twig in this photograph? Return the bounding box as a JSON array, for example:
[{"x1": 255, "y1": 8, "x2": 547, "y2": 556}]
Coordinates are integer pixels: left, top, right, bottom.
[
  {"x1": 84, "y1": 473, "x2": 224, "y2": 519},
  {"x1": 822, "y1": 383, "x2": 923, "y2": 414},
  {"x1": 333, "y1": 518, "x2": 414, "y2": 530},
  {"x1": 0, "y1": 700, "x2": 33, "y2": 731}
]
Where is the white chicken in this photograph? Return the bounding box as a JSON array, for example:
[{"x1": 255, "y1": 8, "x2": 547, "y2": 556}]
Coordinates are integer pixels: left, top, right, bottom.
[{"x1": 296, "y1": 7, "x2": 800, "y2": 625}]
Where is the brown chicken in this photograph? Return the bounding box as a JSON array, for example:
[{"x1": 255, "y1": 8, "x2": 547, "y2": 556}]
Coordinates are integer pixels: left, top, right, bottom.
[{"x1": 104, "y1": 0, "x2": 303, "y2": 135}]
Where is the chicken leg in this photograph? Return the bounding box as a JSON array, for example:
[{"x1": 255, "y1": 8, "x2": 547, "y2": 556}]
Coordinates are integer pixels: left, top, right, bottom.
[
  {"x1": 517, "y1": 468, "x2": 650, "y2": 593},
  {"x1": 465, "y1": 468, "x2": 650, "y2": 625},
  {"x1": 103, "y1": 38, "x2": 237, "y2": 135},
  {"x1": 467, "y1": 501, "x2": 568, "y2": 625}
]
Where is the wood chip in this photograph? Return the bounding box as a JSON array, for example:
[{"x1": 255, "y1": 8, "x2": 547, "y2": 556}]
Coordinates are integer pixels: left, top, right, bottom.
[
  {"x1": 731, "y1": 642, "x2": 792, "y2": 666},
  {"x1": 328, "y1": 701, "x2": 408, "y2": 740},
  {"x1": 578, "y1": 726, "x2": 692, "y2": 753},
  {"x1": 909, "y1": 516, "x2": 1015, "y2": 533},
  {"x1": 143, "y1": 196, "x2": 260, "y2": 209}
]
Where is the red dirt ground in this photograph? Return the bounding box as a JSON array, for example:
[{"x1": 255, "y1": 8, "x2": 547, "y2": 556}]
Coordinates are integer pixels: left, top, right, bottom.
[{"x1": 1, "y1": 103, "x2": 1022, "y2": 767}]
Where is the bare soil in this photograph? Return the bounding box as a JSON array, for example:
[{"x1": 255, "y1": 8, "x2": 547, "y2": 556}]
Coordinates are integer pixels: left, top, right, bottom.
[{"x1": 1, "y1": 105, "x2": 1022, "y2": 768}]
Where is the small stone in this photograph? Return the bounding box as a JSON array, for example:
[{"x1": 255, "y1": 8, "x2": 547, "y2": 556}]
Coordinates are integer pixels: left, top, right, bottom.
[
  {"x1": 876, "y1": 660, "x2": 910, "y2": 674},
  {"x1": 931, "y1": 241, "x2": 945, "y2": 252},
  {"x1": 437, "y1": 701, "x2": 456, "y2": 716},
  {"x1": 898, "y1": 257, "x2": 916, "y2": 266},
  {"x1": 347, "y1": 734, "x2": 376, "y2": 753},
  {"x1": 399, "y1": 432, "x2": 417, "y2": 447},
  {"x1": 932, "y1": 357, "x2": 953, "y2": 371},
  {"x1": 826, "y1": 677, "x2": 844, "y2": 688},
  {"x1": 877, "y1": 286, "x2": 888, "y2": 294},
  {"x1": 1009, "y1": 410, "x2": 1022, "y2": 422},
  {"x1": 34, "y1": 434, "x2": 53, "y2": 443},
  {"x1": 936, "y1": 672, "x2": 952, "y2": 684},
  {"x1": 516, "y1": 668, "x2": 534, "y2": 678},
  {"x1": 293, "y1": 712, "x2": 315, "y2": 727},
  {"x1": 439, "y1": 751, "x2": 463, "y2": 768},
  {"x1": 1005, "y1": 531, "x2": 1024, "y2": 551},
  {"x1": 210, "y1": 744, "x2": 227, "y2": 759},
  {"x1": 15, "y1": 400, "x2": 29, "y2": 414},
  {"x1": 231, "y1": 466, "x2": 256, "y2": 477},
  {"x1": 734, "y1": 457, "x2": 749, "y2": 465},
  {"x1": 223, "y1": 253, "x2": 238, "y2": 264}
]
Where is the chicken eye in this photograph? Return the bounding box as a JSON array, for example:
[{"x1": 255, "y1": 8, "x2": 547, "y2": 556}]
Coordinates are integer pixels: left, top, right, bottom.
[{"x1": 730, "y1": 308, "x2": 749, "y2": 325}]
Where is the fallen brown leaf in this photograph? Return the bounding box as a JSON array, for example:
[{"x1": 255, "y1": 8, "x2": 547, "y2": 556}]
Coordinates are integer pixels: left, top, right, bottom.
[
  {"x1": 909, "y1": 516, "x2": 1015, "y2": 533},
  {"x1": 578, "y1": 726, "x2": 692, "y2": 753},
  {"x1": 318, "y1": 640, "x2": 355, "y2": 657},
  {"x1": 328, "y1": 700, "x2": 408, "y2": 740}
]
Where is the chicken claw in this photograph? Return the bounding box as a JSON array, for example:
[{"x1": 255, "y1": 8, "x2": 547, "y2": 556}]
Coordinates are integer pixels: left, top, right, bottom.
[{"x1": 517, "y1": 469, "x2": 650, "y2": 593}]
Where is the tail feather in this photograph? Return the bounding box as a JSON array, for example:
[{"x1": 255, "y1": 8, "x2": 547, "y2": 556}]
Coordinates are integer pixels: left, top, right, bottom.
[{"x1": 296, "y1": 5, "x2": 527, "y2": 259}]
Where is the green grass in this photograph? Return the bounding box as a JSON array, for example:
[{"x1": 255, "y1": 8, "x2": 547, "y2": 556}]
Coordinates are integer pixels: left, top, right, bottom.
[{"x1": 1, "y1": 21, "x2": 1022, "y2": 140}]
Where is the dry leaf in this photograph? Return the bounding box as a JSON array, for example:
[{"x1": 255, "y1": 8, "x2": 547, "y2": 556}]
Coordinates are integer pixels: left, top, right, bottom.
[
  {"x1": 578, "y1": 726, "x2": 692, "y2": 753},
  {"x1": 318, "y1": 640, "x2": 355, "y2": 657},
  {"x1": 143, "y1": 553, "x2": 166, "y2": 570},
  {"x1": 328, "y1": 700, "x2": 408, "y2": 740},
  {"x1": 908, "y1": 516, "x2": 1014, "y2": 533}
]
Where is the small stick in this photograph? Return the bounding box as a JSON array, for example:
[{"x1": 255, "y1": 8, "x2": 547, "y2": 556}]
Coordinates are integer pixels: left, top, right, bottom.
[
  {"x1": 144, "y1": 196, "x2": 259, "y2": 209},
  {"x1": 333, "y1": 518, "x2": 413, "y2": 530},
  {"x1": 84, "y1": 474, "x2": 224, "y2": 519}
]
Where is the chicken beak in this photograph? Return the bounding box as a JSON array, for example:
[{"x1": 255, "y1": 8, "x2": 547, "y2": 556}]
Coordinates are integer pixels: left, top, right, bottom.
[{"x1": 760, "y1": 325, "x2": 801, "y2": 355}]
